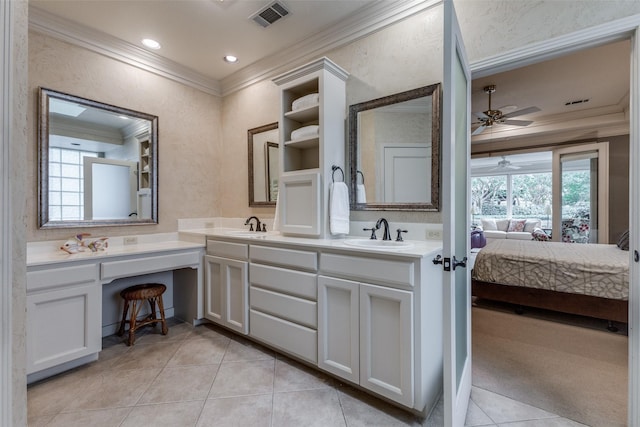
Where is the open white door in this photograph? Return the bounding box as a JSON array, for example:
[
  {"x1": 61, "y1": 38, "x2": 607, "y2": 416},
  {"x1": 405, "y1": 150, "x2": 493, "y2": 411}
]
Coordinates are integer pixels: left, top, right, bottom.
[{"x1": 441, "y1": 0, "x2": 472, "y2": 425}]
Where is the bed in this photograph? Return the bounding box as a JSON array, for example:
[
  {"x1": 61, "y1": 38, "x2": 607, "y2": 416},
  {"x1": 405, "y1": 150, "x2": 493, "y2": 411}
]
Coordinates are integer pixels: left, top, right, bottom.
[{"x1": 471, "y1": 239, "x2": 629, "y2": 324}]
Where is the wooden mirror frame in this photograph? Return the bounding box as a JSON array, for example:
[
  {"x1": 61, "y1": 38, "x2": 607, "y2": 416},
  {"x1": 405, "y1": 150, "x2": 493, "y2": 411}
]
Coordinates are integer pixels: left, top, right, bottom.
[
  {"x1": 248, "y1": 122, "x2": 279, "y2": 207},
  {"x1": 348, "y1": 83, "x2": 441, "y2": 211},
  {"x1": 38, "y1": 87, "x2": 159, "y2": 228}
]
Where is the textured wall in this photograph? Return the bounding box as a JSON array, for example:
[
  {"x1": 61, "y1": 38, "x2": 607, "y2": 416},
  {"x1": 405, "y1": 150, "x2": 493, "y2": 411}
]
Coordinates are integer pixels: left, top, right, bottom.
[
  {"x1": 27, "y1": 32, "x2": 222, "y2": 241},
  {"x1": 455, "y1": 0, "x2": 640, "y2": 62}
]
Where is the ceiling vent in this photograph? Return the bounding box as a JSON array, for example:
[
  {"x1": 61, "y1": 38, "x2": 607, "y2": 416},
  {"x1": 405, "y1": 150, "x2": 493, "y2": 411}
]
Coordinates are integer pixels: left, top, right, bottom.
[
  {"x1": 565, "y1": 98, "x2": 590, "y2": 106},
  {"x1": 250, "y1": 1, "x2": 290, "y2": 28}
]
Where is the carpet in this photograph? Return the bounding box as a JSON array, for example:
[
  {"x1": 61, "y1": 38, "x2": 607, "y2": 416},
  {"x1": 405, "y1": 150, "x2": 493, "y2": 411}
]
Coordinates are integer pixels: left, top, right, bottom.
[{"x1": 472, "y1": 306, "x2": 628, "y2": 427}]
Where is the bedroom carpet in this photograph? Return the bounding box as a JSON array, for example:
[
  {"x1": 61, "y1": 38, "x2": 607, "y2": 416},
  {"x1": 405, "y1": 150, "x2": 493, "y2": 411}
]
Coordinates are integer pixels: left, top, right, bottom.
[{"x1": 472, "y1": 306, "x2": 628, "y2": 427}]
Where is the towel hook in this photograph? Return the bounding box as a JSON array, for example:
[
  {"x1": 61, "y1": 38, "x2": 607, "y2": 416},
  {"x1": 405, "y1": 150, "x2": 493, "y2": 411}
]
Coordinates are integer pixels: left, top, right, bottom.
[
  {"x1": 357, "y1": 170, "x2": 365, "y2": 184},
  {"x1": 331, "y1": 165, "x2": 344, "y2": 182}
]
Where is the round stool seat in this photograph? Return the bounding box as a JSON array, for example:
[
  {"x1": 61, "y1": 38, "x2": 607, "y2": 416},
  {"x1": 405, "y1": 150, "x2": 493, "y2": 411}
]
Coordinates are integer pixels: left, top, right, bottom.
[
  {"x1": 117, "y1": 283, "x2": 168, "y2": 346},
  {"x1": 120, "y1": 283, "x2": 167, "y2": 301}
]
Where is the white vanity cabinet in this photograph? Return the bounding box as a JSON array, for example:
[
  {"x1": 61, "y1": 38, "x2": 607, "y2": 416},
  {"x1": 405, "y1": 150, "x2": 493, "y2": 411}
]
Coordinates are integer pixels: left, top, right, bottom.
[
  {"x1": 318, "y1": 251, "x2": 441, "y2": 412},
  {"x1": 204, "y1": 240, "x2": 249, "y2": 334},
  {"x1": 26, "y1": 263, "x2": 101, "y2": 375},
  {"x1": 248, "y1": 244, "x2": 319, "y2": 363}
]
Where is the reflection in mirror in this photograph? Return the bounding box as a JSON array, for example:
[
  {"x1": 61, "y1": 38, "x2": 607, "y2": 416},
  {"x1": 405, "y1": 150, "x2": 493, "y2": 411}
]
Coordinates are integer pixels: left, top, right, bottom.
[
  {"x1": 248, "y1": 123, "x2": 279, "y2": 207},
  {"x1": 38, "y1": 87, "x2": 158, "y2": 228},
  {"x1": 349, "y1": 83, "x2": 441, "y2": 211}
]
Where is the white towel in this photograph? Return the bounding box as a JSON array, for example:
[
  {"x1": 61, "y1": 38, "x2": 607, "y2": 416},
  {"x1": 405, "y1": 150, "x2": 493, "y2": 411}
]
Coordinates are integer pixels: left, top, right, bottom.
[
  {"x1": 292, "y1": 93, "x2": 319, "y2": 111},
  {"x1": 356, "y1": 184, "x2": 367, "y2": 204},
  {"x1": 290, "y1": 125, "x2": 319, "y2": 141},
  {"x1": 329, "y1": 182, "x2": 350, "y2": 235}
]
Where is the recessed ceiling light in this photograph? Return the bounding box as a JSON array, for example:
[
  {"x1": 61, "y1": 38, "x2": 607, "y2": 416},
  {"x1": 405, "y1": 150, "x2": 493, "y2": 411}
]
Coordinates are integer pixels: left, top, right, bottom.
[
  {"x1": 142, "y1": 38, "x2": 161, "y2": 50},
  {"x1": 223, "y1": 55, "x2": 238, "y2": 63}
]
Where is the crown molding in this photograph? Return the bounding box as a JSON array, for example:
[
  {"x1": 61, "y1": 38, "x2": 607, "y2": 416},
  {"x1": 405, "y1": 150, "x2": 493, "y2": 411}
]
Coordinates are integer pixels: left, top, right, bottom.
[
  {"x1": 28, "y1": 6, "x2": 222, "y2": 96},
  {"x1": 28, "y1": 1, "x2": 437, "y2": 98},
  {"x1": 220, "y1": 0, "x2": 439, "y2": 96}
]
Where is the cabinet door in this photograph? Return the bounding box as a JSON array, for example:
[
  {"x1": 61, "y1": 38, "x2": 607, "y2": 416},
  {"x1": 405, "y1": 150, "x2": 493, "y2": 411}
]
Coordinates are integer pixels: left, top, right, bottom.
[
  {"x1": 279, "y1": 172, "x2": 321, "y2": 236},
  {"x1": 204, "y1": 255, "x2": 248, "y2": 334},
  {"x1": 27, "y1": 281, "x2": 101, "y2": 374},
  {"x1": 318, "y1": 276, "x2": 359, "y2": 383},
  {"x1": 359, "y1": 283, "x2": 414, "y2": 407}
]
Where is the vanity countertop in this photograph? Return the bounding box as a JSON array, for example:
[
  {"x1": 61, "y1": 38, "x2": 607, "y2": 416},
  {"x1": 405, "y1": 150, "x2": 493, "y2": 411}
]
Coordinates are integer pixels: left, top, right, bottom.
[
  {"x1": 27, "y1": 233, "x2": 204, "y2": 267},
  {"x1": 180, "y1": 228, "x2": 442, "y2": 258}
]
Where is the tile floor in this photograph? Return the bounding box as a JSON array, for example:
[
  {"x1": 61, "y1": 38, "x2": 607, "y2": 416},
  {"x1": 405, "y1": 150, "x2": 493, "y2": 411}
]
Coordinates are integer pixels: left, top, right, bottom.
[{"x1": 27, "y1": 319, "x2": 589, "y2": 427}]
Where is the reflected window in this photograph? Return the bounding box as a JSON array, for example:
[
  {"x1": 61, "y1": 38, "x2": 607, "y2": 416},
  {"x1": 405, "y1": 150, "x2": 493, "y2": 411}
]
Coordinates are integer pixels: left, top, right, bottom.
[{"x1": 48, "y1": 147, "x2": 98, "y2": 221}]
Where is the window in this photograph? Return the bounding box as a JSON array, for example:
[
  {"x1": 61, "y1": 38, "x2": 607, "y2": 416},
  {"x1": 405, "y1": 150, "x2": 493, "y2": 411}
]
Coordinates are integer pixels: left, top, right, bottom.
[{"x1": 48, "y1": 147, "x2": 98, "y2": 221}]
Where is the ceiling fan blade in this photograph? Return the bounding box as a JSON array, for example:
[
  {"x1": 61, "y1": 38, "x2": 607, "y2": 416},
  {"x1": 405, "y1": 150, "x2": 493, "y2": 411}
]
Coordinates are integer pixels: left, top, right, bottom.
[
  {"x1": 502, "y1": 106, "x2": 540, "y2": 119},
  {"x1": 471, "y1": 125, "x2": 486, "y2": 136},
  {"x1": 473, "y1": 111, "x2": 489, "y2": 119},
  {"x1": 502, "y1": 119, "x2": 533, "y2": 127}
]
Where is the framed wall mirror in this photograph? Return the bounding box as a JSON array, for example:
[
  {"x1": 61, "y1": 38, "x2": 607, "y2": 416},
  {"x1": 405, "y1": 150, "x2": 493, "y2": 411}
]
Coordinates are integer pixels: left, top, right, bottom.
[
  {"x1": 349, "y1": 83, "x2": 441, "y2": 211},
  {"x1": 38, "y1": 87, "x2": 159, "y2": 228},
  {"x1": 248, "y1": 122, "x2": 279, "y2": 207}
]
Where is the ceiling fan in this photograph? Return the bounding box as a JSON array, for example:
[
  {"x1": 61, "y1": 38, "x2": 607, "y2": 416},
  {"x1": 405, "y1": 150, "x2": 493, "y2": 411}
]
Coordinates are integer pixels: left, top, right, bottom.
[
  {"x1": 490, "y1": 156, "x2": 521, "y2": 171},
  {"x1": 472, "y1": 85, "x2": 541, "y2": 136}
]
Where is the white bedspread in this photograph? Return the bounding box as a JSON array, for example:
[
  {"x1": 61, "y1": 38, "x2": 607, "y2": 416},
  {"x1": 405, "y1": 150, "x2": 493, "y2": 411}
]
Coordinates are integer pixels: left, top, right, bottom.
[{"x1": 472, "y1": 239, "x2": 629, "y2": 300}]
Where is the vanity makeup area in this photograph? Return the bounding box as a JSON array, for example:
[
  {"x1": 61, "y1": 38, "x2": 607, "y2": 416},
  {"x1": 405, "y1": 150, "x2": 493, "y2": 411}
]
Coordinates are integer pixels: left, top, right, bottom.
[{"x1": 28, "y1": 58, "x2": 444, "y2": 416}]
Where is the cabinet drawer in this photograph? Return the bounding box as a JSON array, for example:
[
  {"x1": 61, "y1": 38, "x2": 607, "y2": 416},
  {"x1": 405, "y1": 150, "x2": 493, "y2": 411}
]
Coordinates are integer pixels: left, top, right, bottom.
[
  {"x1": 250, "y1": 309, "x2": 317, "y2": 364},
  {"x1": 250, "y1": 287, "x2": 317, "y2": 328},
  {"x1": 320, "y1": 253, "x2": 415, "y2": 288},
  {"x1": 27, "y1": 264, "x2": 96, "y2": 293},
  {"x1": 101, "y1": 251, "x2": 200, "y2": 282},
  {"x1": 207, "y1": 240, "x2": 248, "y2": 260},
  {"x1": 249, "y1": 263, "x2": 317, "y2": 300},
  {"x1": 250, "y1": 245, "x2": 317, "y2": 271}
]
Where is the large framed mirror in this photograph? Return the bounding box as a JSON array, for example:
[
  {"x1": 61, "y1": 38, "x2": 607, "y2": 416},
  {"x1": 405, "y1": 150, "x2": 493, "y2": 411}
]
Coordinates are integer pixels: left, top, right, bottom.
[
  {"x1": 38, "y1": 87, "x2": 159, "y2": 228},
  {"x1": 349, "y1": 83, "x2": 441, "y2": 211},
  {"x1": 248, "y1": 122, "x2": 279, "y2": 207}
]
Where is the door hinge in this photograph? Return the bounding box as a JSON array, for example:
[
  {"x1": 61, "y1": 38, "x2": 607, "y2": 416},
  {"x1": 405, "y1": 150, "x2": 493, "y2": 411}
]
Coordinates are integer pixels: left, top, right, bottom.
[{"x1": 433, "y1": 255, "x2": 466, "y2": 271}]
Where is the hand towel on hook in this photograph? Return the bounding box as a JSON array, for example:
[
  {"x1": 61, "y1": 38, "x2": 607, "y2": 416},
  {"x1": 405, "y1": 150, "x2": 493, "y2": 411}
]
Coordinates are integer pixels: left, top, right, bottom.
[{"x1": 330, "y1": 181, "x2": 350, "y2": 235}]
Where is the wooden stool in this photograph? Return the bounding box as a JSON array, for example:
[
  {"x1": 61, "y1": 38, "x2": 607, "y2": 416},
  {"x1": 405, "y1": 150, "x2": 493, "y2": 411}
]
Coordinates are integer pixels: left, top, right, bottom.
[{"x1": 117, "y1": 283, "x2": 168, "y2": 346}]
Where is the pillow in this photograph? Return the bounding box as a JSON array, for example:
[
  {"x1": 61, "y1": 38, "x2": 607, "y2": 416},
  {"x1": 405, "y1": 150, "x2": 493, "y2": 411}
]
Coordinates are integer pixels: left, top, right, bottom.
[
  {"x1": 481, "y1": 218, "x2": 497, "y2": 230},
  {"x1": 524, "y1": 219, "x2": 541, "y2": 232},
  {"x1": 495, "y1": 219, "x2": 510, "y2": 231},
  {"x1": 531, "y1": 227, "x2": 550, "y2": 241},
  {"x1": 617, "y1": 230, "x2": 629, "y2": 251},
  {"x1": 507, "y1": 219, "x2": 527, "y2": 232}
]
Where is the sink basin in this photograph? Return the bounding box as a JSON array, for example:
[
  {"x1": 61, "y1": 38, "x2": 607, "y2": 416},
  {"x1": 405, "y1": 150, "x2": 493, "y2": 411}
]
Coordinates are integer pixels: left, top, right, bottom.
[
  {"x1": 343, "y1": 239, "x2": 413, "y2": 250},
  {"x1": 224, "y1": 230, "x2": 270, "y2": 239}
]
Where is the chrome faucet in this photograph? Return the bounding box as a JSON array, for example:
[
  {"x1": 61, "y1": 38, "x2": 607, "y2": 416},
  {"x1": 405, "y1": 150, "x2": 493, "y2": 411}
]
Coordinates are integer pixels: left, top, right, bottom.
[
  {"x1": 375, "y1": 218, "x2": 392, "y2": 241},
  {"x1": 244, "y1": 216, "x2": 262, "y2": 232}
]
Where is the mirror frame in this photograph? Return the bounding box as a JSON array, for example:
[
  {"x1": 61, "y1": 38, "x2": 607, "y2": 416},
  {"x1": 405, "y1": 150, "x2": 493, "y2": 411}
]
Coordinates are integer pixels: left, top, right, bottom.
[
  {"x1": 348, "y1": 83, "x2": 441, "y2": 211},
  {"x1": 38, "y1": 87, "x2": 159, "y2": 228},
  {"x1": 248, "y1": 122, "x2": 279, "y2": 207}
]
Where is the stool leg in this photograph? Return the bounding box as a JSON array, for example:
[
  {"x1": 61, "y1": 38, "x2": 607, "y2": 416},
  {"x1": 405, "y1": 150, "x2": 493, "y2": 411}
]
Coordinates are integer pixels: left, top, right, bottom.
[
  {"x1": 128, "y1": 300, "x2": 140, "y2": 346},
  {"x1": 157, "y1": 294, "x2": 168, "y2": 335},
  {"x1": 117, "y1": 299, "x2": 129, "y2": 337},
  {"x1": 148, "y1": 297, "x2": 157, "y2": 324}
]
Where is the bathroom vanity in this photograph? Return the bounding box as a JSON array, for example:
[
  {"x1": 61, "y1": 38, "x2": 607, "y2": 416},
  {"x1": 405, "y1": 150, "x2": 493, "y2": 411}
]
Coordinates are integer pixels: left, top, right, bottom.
[{"x1": 193, "y1": 228, "x2": 443, "y2": 415}]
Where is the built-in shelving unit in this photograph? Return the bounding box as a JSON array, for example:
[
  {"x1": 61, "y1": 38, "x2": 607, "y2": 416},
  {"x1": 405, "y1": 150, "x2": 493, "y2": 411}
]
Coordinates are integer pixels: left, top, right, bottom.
[
  {"x1": 139, "y1": 139, "x2": 151, "y2": 189},
  {"x1": 273, "y1": 57, "x2": 349, "y2": 238}
]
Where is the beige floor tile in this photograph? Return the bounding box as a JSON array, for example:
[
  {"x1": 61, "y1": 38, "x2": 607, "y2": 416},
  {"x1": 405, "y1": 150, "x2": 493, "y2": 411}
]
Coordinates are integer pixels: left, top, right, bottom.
[
  {"x1": 167, "y1": 335, "x2": 230, "y2": 366},
  {"x1": 471, "y1": 387, "x2": 557, "y2": 424},
  {"x1": 138, "y1": 365, "x2": 219, "y2": 404},
  {"x1": 196, "y1": 394, "x2": 273, "y2": 427},
  {"x1": 122, "y1": 400, "x2": 205, "y2": 427},
  {"x1": 111, "y1": 341, "x2": 181, "y2": 371},
  {"x1": 274, "y1": 356, "x2": 334, "y2": 392},
  {"x1": 337, "y1": 386, "x2": 421, "y2": 427},
  {"x1": 465, "y1": 395, "x2": 495, "y2": 426},
  {"x1": 273, "y1": 389, "x2": 346, "y2": 427},
  {"x1": 188, "y1": 323, "x2": 234, "y2": 341},
  {"x1": 222, "y1": 337, "x2": 275, "y2": 362},
  {"x1": 209, "y1": 359, "x2": 275, "y2": 398},
  {"x1": 135, "y1": 321, "x2": 195, "y2": 344},
  {"x1": 496, "y1": 419, "x2": 589, "y2": 427},
  {"x1": 62, "y1": 368, "x2": 161, "y2": 411},
  {"x1": 46, "y1": 407, "x2": 132, "y2": 427},
  {"x1": 27, "y1": 414, "x2": 53, "y2": 427},
  {"x1": 27, "y1": 370, "x2": 95, "y2": 418}
]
